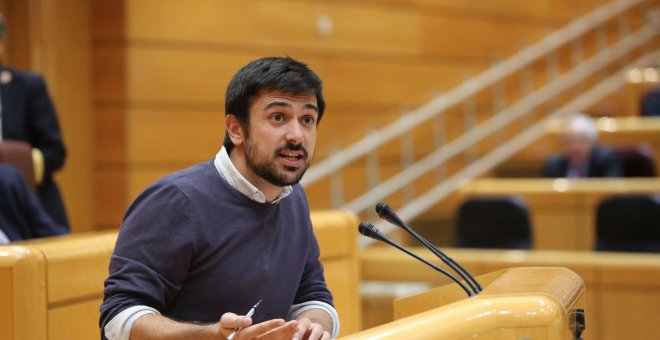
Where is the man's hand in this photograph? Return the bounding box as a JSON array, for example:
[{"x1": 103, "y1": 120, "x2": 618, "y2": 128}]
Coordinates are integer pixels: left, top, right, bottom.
[
  {"x1": 293, "y1": 317, "x2": 330, "y2": 340},
  {"x1": 218, "y1": 313, "x2": 298, "y2": 340}
]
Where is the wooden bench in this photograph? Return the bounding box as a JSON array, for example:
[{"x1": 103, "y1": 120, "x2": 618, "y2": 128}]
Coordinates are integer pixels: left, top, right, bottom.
[{"x1": 0, "y1": 210, "x2": 360, "y2": 339}]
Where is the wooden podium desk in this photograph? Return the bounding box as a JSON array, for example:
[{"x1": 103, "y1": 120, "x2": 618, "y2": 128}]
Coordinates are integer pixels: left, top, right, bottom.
[
  {"x1": 361, "y1": 247, "x2": 660, "y2": 340},
  {"x1": 458, "y1": 178, "x2": 660, "y2": 250},
  {"x1": 344, "y1": 267, "x2": 585, "y2": 340}
]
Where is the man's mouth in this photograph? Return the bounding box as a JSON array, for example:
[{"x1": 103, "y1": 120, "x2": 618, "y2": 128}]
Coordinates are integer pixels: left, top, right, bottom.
[{"x1": 279, "y1": 150, "x2": 304, "y2": 162}]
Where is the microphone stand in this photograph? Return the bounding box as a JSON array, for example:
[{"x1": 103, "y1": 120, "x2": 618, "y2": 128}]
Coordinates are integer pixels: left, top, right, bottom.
[
  {"x1": 359, "y1": 222, "x2": 474, "y2": 297},
  {"x1": 376, "y1": 202, "x2": 482, "y2": 294}
]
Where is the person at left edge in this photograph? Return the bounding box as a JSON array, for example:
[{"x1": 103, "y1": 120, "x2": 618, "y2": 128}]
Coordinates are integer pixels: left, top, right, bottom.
[
  {"x1": 0, "y1": 13, "x2": 69, "y2": 228},
  {"x1": 0, "y1": 163, "x2": 67, "y2": 244},
  {"x1": 100, "y1": 57, "x2": 337, "y2": 340}
]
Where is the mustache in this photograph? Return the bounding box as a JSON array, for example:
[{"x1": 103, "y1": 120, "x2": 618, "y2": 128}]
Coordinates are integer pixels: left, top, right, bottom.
[{"x1": 276, "y1": 143, "x2": 308, "y2": 158}]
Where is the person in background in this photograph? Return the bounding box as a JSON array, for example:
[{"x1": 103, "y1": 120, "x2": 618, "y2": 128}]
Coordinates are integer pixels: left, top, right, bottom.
[
  {"x1": 640, "y1": 85, "x2": 660, "y2": 116},
  {"x1": 0, "y1": 12, "x2": 69, "y2": 228},
  {"x1": 0, "y1": 163, "x2": 67, "y2": 244},
  {"x1": 100, "y1": 57, "x2": 337, "y2": 340},
  {"x1": 543, "y1": 113, "x2": 622, "y2": 178}
]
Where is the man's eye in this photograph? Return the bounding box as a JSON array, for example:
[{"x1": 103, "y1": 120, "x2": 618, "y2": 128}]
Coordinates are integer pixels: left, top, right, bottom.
[
  {"x1": 303, "y1": 116, "x2": 316, "y2": 124},
  {"x1": 271, "y1": 114, "x2": 284, "y2": 122}
]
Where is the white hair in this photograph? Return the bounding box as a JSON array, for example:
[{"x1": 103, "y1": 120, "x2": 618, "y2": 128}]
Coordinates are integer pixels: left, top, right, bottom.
[{"x1": 564, "y1": 113, "x2": 598, "y2": 141}]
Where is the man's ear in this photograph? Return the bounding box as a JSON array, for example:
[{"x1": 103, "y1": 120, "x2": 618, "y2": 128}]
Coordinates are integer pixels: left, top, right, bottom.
[{"x1": 226, "y1": 114, "x2": 245, "y2": 146}]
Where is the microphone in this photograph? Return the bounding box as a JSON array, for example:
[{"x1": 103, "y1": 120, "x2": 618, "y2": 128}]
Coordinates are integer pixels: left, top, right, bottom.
[
  {"x1": 358, "y1": 222, "x2": 474, "y2": 297},
  {"x1": 375, "y1": 202, "x2": 482, "y2": 294}
]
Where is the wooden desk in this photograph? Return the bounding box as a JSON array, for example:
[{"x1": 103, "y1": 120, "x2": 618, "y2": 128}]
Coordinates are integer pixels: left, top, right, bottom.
[
  {"x1": 458, "y1": 178, "x2": 660, "y2": 250},
  {"x1": 345, "y1": 267, "x2": 585, "y2": 340},
  {"x1": 361, "y1": 247, "x2": 660, "y2": 340}
]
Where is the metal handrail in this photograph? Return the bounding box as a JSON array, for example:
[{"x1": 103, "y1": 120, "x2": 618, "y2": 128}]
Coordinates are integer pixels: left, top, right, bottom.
[
  {"x1": 301, "y1": 0, "x2": 645, "y2": 187},
  {"x1": 344, "y1": 21, "x2": 658, "y2": 214},
  {"x1": 362, "y1": 50, "x2": 660, "y2": 247}
]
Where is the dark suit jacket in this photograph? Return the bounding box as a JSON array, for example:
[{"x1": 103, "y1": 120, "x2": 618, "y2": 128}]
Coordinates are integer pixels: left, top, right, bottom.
[
  {"x1": 0, "y1": 164, "x2": 67, "y2": 242},
  {"x1": 543, "y1": 146, "x2": 623, "y2": 178},
  {"x1": 0, "y1": 66, "x2": 68, "y2": 227}
]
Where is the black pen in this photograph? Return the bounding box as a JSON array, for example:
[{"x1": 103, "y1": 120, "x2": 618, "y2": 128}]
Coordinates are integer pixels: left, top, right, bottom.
[{"x1": 227, "y1": 299, "x2": 262, "y2": 340}]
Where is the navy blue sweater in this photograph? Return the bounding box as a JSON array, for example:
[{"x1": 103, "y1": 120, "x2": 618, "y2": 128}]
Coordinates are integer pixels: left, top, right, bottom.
[
  {"x1": 0, "y1": 164, "x2": 67, "y2": 241},
  {"x1": 100, "y1": 161, "x2": 332, "y2": 334}
]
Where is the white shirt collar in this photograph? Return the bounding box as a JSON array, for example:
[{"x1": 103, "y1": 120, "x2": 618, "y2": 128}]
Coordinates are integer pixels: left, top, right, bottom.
[{"x1": 214, "y1": 146, "x2": 293, "y2": 204}]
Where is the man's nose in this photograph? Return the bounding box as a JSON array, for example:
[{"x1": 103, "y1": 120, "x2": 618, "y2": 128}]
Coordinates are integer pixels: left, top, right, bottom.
[{"x1": 286, "y1": 121, "x2": 304, "y2": 144}]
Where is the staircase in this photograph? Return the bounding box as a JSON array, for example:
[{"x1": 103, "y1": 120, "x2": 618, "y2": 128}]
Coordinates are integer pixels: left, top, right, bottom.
[{"x1": 301, "y1": 0, "x2": 660, "y2": 245}]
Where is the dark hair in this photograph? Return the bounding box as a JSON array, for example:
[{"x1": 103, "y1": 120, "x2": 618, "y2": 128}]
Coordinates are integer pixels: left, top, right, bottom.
[{"x1": 223, "y1": 57, "x2": 325, "y2": 153}]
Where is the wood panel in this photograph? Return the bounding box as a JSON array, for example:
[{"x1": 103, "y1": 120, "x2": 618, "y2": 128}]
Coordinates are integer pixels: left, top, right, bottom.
[
  {"x1": 360, "y1": 247, "x2": 660, "y2": 340},
  {"x1": 48, "y1": 299, "x2": 102, "y2": 340},
  {"x1": 114, "y1": 47, "x2": 479, "y2": 106},
  {"x1": 0, "y1": 0, "x2": 32, "y2": 69},
  {"x1": 368, "y1": 0, "x2": 605, "y2": 22},
  {"x1": 458, "y1": 178, "x2": 660, "y2": 250},
  {"x1": 0, "y1": 246, "x2": 47, "y2": 340},
  {"x1": 31, "y1": 0, "x2": 94, "y2": 232},
  {"x1": 116, "y1": 0, "x2": 577, "y2": 60}
]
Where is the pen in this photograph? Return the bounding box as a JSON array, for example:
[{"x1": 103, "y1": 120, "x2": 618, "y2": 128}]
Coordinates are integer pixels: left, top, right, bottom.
[{"x1": 227, "y1": 299, "x2": 262, "y2": 340}]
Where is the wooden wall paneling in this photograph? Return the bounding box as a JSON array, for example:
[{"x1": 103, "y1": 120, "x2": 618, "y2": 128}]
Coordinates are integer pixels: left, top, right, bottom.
[
  {"x1": 28, "y1": 0, "x2": 94, "y2": 232},
  {"x1": 93, "y1": 0, "x2": 127, "y2": 230},
  {"x1": 365, "y1": 0, "x2": 605, "y2": 23},
  {"x1": 0, "y1": 0, "x2": 32, "y2": 69},
  {"x1": 124, "y1": 0, "x2": 421, "y2": 56},
  {"x1": 127, "y1": 108, "x2": 224, "y2": 163},
  {"x1": 48, "y1": 300, "x2": 102, "y2": 340},
  {"x1": 95, "y1": 168, "x2": 127, "y2": 229},
  {"x1": 122, "y1": 47, "x2": 482, "y2": 107}
]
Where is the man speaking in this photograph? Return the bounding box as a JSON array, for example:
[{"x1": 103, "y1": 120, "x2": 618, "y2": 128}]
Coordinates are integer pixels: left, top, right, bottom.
[{"x1": 100, "y1": 57, "x2": 337, "y2": 340}]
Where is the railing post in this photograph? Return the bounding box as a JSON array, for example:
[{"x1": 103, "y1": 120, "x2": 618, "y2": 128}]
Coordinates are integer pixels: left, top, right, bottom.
[
  {"x1": 618, "y1": 11, "x2": 631, "y2": 66},
  {"x1": 596, "y1": 24, "x2": 609, "y2": 78},
  {"x1": 329, "y1": 144, "x2": 344, "y2": 208},
  {"x1": 365, "y1": 126, "x2": 380, "y2": 190},
  {"x1": 400, "y1": 110, "x2": 415, "y2": 202},
  {"x1": 519, "y1": 61, "x2": 535, "y2": 126},
  {"x1": 432, "y1": 112, "x2": 447, "y2": 181},
  {"x1": 491, "y1": 62, "x2": 507, "y2": 145},
  {"x1": 462, "y1": 93, "x2": 477, "y2": 165},
  {"x1": 571, "y1": 38, "x2": 585, "y2": 94},
  {"x1": 546, "y1": 51, "x2": 561, "y2": 113}
]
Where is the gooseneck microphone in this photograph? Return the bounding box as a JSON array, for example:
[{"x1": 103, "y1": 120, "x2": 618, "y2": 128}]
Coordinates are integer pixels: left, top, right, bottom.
[
  {"x1": 375, "y1": 202, "x2": 482, "y2": 294},
  {"x1": 358, "y1": 222, "x2": 474, "y2": 297}
]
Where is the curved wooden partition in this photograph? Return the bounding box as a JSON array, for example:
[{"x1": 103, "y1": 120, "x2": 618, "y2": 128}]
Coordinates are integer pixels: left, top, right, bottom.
[{"x1": 342, "y1": 267, "x2": 584, "y2": 340}]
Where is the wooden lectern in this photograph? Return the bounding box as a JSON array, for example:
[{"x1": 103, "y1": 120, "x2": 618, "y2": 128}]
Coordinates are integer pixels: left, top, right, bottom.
[{"x1": 342, "y1": 267, "x2": 586, "y2": 340}]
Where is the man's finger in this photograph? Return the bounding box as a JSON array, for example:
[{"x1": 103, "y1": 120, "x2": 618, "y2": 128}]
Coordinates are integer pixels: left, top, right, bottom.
[
  {"x1": 293, "y1": 317, "x2": 311, "y2": 340},
  {"x1": 220, "y1": 312, "x2": 252, "y2": 329},
  {"x1": 240, "y1": 319, "x2": 288, "y2": 339},
  {"x1": 254, "y1": 320, "x2": 298, "y2": 340},
  {"x1": 304, "y1": 323, "x2": 325, "y2": 340}
]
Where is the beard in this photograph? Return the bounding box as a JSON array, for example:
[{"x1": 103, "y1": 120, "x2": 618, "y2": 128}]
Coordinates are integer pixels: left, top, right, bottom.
[{"x1": 244, "y1": 137, "x2": 311, "y2": 187}]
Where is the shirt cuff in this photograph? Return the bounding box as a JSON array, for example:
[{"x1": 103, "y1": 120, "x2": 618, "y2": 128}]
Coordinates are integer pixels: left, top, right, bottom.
[
  {"x1": 104, "y1": 305, "x2": 160, "y2": 340},
  {"x1": 287, "y1": 300, "x2": 340, "y2": 339}
]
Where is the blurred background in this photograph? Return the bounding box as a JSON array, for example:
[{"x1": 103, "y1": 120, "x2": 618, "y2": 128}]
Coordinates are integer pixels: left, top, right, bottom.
[{"x1": 1, "y1": 0, "x2": 659, "y2": 337}]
